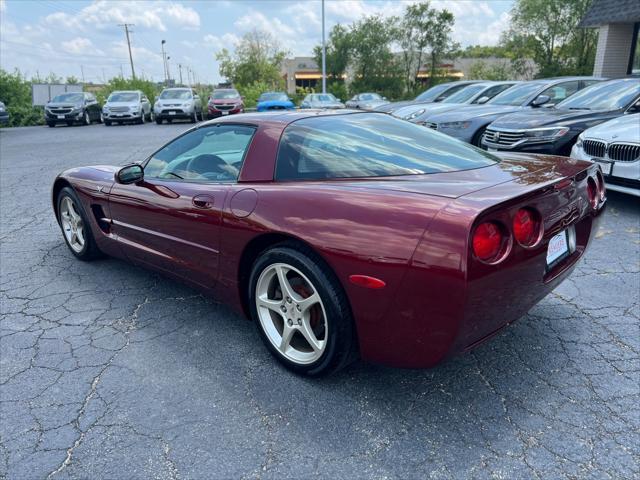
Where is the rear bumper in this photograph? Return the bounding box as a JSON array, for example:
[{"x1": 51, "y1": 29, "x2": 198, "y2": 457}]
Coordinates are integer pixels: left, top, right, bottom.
[{"x1": 357, "y1": 168, "x2": 606, "y2": 368}]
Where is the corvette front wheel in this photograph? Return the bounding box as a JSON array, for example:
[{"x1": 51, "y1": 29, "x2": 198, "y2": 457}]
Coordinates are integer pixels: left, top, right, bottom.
[
  {"x1": 249, "y1": 246, "x2": 357, "y2": 376},
  {"x1": 57, "y1": 187, "x2": 102, "y2": 261}
]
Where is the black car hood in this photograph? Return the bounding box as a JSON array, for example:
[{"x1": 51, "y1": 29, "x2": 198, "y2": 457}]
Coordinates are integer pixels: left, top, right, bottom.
[{"x1": 491, "y1": 108, "x2": 625, "y2": 129}]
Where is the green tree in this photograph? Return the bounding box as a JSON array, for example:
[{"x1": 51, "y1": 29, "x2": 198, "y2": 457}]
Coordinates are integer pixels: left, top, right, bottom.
[
  {"x1": 0, "y1": 69, "x2": 44, "y2": 127},
  {"x1": 503, "y1": 0, "x2": 597, "y2": 77},
  {"x1": 313, "y1": 24, "x2": 352, "y2": 81},
  {"x1": 426, "y1": 9, "x2": 459, "y2": 87},
  {"x1": 467, "y1": 60, "x2": 513, "y2": 80},
  {"x1": 65, "y1": 76, "x2": 80, "y2": 85},
  {"x1": 395, "y1": 2, "x2": 458, "y2": 93},
  {"x1": 216, "y1": 29, "x2": 287, "y2": 89},
  {"x1": 348, "y1": 15, "x2": 402, "y2": 97}
]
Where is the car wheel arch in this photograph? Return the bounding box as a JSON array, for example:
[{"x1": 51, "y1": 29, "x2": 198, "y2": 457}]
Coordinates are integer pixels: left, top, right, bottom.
[
  {"x1": 52, "y1": 178, "x2": 73, "y2": 219},
  {"x1": 237, "y1": 232, "x2": 352, "y2": 323}
]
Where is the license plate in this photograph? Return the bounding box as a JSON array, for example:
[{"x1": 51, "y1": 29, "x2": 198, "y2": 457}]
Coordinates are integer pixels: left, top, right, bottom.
[
  {"x1": 57, "y1": 115, "x2": 65, "y2": 119},
  {"x1": 222, "y1": 111, "x2": 229, "y2": 115},
  {"x1": 546, "y1": 230, "x2": 569, "y2": 266},
  {"x1": 593, "y1": 159, "x2": 612, "y2": 175},
  {"x1": 169, "y1": 111, "x2": 176, "y2": 115}
]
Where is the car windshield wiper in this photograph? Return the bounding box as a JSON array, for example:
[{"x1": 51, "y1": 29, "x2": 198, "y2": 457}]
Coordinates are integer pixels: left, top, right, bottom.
[
  {"x1": 567, "y1": 107, "x2": 590, "y2": 110},
  {"x1": 164, "y1": 172, "x2": 183, "y2": 179}
]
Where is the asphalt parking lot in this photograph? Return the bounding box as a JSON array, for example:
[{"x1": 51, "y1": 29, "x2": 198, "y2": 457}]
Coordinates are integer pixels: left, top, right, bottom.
[{"x1": 1, "y1": 122, "x2": 639, "y2": 479}]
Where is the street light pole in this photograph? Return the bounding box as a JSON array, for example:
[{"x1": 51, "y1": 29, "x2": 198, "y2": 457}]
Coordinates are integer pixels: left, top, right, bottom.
[
  {"x1": 321, "y1": 0, "x2": 326, "y2": 93},
  {"x1": 161, "y1": 40, "x2": 167, "y2": 85}
]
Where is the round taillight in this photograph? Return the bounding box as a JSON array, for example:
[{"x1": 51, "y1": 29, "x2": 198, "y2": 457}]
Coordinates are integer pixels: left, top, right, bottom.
[
  {"x1": 596, "y1": 171, "x2": 605, "y2": 201},
  {"x1": 513, "y1": 208, "x2": 541, "y2": 247},
  {"x1": 472, "y1": 222, "x2": 504, "y2": 262},
  {"x1": 587, "y1": 177, "x2": 598, "y2": 209}
]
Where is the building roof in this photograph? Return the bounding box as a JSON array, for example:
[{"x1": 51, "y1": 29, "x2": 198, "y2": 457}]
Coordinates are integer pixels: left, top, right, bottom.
[{"x1": 580, "y1": 0, "x2": 640, "y2": 27}]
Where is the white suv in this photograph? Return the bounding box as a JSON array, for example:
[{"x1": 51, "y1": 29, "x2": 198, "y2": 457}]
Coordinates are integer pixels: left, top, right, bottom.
[
  {"x1": 154, "y1": 88, "x2": 203, "y2": 124},
  {"x1": 103, "y1": 90, "x2": 152, "y2": 126}
]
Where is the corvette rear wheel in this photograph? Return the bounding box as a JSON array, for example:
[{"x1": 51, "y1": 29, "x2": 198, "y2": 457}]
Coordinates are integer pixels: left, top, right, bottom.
[
  {"x1": 57, "y1": 187, "x2": 102, "y2": 260},
  {"x1": 249, "y1": 246, "x2": 356, "y2": 376}
]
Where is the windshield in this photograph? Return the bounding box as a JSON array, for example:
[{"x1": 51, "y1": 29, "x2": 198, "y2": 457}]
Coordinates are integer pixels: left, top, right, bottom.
[
  {"x1": 212, "y1": 90, "x2": 239, "y2": 99},
  {"x1": 443, "y1": 84, "x2": 486, "y2": 104},
  {"x1": 311, "y1": 94, "x2": 337, "y2": 102},
  {"x1": 360, "y1": 93, "x2": 381, "y2": 101},
  {"x1": 275, "y1": 113, "x2": 498, "y2": 180},
  {"x1": 414, "y1": 83, "x2": 452, "y2": 102},
  {"x1": 557, "y1": 80, "x2": 640, "y2": 110},
  {"x1": 51, "y1": 93, "x2": 83, "y2": 103},
  {"x1": 107, "y1": 92, "x2": 140, "y2": 102},
  {"x1": 160, "y1": 89, "x2": 192, "y2": 100},
  {"x1": 259, "y1": 92, "x2": 288, "y2": 102},
  {"x1": 488, "y1": 82, "x2": 543, "y2": 106}
]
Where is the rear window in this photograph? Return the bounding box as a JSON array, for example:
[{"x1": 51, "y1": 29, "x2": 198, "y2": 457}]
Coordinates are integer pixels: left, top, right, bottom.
[{"x1": 275, "y1": 113, "x2": 499, "y2": 180}]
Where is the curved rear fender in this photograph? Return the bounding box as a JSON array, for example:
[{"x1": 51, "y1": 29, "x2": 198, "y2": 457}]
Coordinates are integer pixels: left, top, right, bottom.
[
  {"x1": 360, "y1": 202, "x2": 477, "y2": 367},
  {"x1": 219, "y1": 184, "x2": 448, "y2": 332}
]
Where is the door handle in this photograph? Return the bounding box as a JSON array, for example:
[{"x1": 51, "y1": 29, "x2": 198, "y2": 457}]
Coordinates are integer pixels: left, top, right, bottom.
[{"x1": 192, "y1": 194, "x2": 214, "y2": 209}]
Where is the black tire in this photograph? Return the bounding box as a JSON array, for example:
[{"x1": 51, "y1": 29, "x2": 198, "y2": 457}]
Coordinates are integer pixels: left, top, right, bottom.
[
  {"x1": 98, "y1": 113, "x2": 103, "y2": 124},
  {"x1": 472, "y1": 127, "x2": 487, "y2": 148},
  {"x1": 83, "y1": 111, "x2": 91, "y2": 126},
  {"x1": 167, "y1": 118, "x2": 173, "y2": 123},
  {"x1": 104, "y1": 120, "x2": 112, "y2": 126},
  {"x1": 66, "y1": 121, "x2": 74, "y2": 127},
  {"x1": 47, "y1": 122, "x2": 55, "y2": 128},
  {"x1": 137, "y1": 113, "x2": 145, "y2": 124},
  {"x1": 56, "y1": 187, "x2": 103, "y2": 261},
  {"x1": 190, "y1": 111, "x2": 197, "y2": 123},
  {"x1": 155, "y1": 116, "x2": 163, "y2": 125},
  {"x1": 248, "y1": 244, "x2": 357, "y2": 376}
]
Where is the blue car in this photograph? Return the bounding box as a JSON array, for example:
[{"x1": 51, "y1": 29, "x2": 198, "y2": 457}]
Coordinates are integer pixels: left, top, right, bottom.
[{"x1": 256, "y1": 92, "x2": 295, "y2": 112}]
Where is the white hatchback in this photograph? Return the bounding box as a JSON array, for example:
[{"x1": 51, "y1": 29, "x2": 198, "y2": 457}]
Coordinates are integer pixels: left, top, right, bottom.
[{"x1": 571, "y1": 113, "x2": 640, "y2": 196}]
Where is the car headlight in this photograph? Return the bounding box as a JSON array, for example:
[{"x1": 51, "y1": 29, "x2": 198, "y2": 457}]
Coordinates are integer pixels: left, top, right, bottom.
[
  {"x1": 439, "y1": 121, "x2": 471, "y2": 130},
  {"x1": 574, "y1": 133, "x2": 584, "y2": 149},
  {"x1": 103, "y1": 106, "x2": 110, "y2": 112},
  {"x1": 73, "y1": 103, "x2": 83, "y2": 111},
  {"x1": 404, "y1": 109, "x2": 425, "y2": 121},
  {"x1": 182, "y1": 102, "x2": 192, "y2": 108},
  {"x1": 524, "y1": 126, "x2": 570, "y2": 142}
]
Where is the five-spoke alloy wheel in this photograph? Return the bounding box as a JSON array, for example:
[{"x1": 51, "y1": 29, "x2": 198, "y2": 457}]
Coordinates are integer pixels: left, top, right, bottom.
[
  {"x1": 249, "y1": 245, "x2": 356, "y2": 376},
  {"x1": 255, "y1": 262, "x2": 328, "y2": 365},
  {"x1": 57, "y1": 187, "x2": 102, "y2": 260}
]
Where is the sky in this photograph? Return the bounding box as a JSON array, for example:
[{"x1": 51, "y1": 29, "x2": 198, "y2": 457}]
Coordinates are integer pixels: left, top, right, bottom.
[{"x1": 0, "y1": 0, "x2": 514, "y2": 85}]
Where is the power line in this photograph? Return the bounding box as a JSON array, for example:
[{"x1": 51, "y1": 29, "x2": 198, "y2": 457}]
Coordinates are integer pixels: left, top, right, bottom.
[{"x1": 118, "y1": 23, "x2": 136, "y2": 80}]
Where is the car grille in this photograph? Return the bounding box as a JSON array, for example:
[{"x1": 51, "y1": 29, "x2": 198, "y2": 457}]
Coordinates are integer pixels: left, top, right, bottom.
[
  {"x1": 109, "y1": 106, "x2": 129, "y2": 113},
  {"x1": 213, "y1": 105, "x2": 235, "y2": 111},
  {"x1": 425, "y1": 122, "x2": 438, "y2": 130},
  {"x1": 49, "y1": 107, "x2": 73, "y2": 114},
  {"x1": 582, "y1": 139, "x2": 606, "y2": 158},
  {"x1": 484, "y1": 128, "x2": 526, "y2": 147},
  {"x1": 608, "y1": 143, "x2": 640, "y2": 162}
]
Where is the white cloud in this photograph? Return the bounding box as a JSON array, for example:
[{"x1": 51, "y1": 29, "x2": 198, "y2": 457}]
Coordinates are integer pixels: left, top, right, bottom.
[
  {"x1": 203, "y1": 33, "x2": 240, "y2": 51},
  {"x1": 43, "y1": 0, "x2": 200, "y2": 32},
  {"x1": 61, "y1": 37, "x2": 102, "y2": 55}
]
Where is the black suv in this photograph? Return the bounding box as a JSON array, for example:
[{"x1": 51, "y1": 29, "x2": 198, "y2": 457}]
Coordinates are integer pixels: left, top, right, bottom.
[{"x1": 45, "y1": 92, "x2": 102, "y2": 127}]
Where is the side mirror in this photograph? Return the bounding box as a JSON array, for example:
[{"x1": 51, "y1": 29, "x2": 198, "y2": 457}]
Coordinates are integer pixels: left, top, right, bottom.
[
  {"x1": 383, "y1": 96, "x2": 387, "y2": 101},
  {"x1": 532, "y1": 95, "x2": 551, "y2": 107},
  {"x1": 629, "y1": 100, "x2": 640, "y2": 112},
  {"x1": 476, "y1": 96, "x2": 490, "y2": 104},
  {"x1": 116, "y1": 164, "x2": 144, "y2": 184},
  {"x1": 337, "y1": 98, "x2": 342, "y2": 102}
]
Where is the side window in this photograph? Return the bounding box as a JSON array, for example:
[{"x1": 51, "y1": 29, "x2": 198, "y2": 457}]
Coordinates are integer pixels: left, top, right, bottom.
[
  {"x1": 144, "y1": 125, "x2": 256, "y2": 182},
  {"x1": 476, "y1": 84, "x2": 511, "y2": 102},
  {"x1": 540, "y1": 81, "x2": 580, "y2": 105}
]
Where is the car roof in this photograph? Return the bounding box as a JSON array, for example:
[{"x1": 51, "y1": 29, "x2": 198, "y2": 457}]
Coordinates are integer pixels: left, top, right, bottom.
[{"x1": 201, "y1": 109, "x2": 364, "y2": 127}]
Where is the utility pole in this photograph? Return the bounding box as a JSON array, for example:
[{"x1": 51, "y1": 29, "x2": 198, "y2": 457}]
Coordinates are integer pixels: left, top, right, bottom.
[
  {"x1": 178, "y1": 64, "x2": 183, "y2": 85},
  {"x1": 321, "y1": 0, "x2": 326, "y2": 93},
  {"x1": 166, "y1": 56, "x2": 171, "y2": 85},
  {"x1": 161, "y1": 40, "x2": 168, "y2": 85},
  {"x1": 119, "y1": 23, "x2": 136, "y2": 79}
]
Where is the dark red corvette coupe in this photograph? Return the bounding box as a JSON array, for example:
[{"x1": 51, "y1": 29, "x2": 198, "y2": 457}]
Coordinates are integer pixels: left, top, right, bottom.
[{"x1": 52, "y1": 110, "x2": 606, "y2": 375}]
